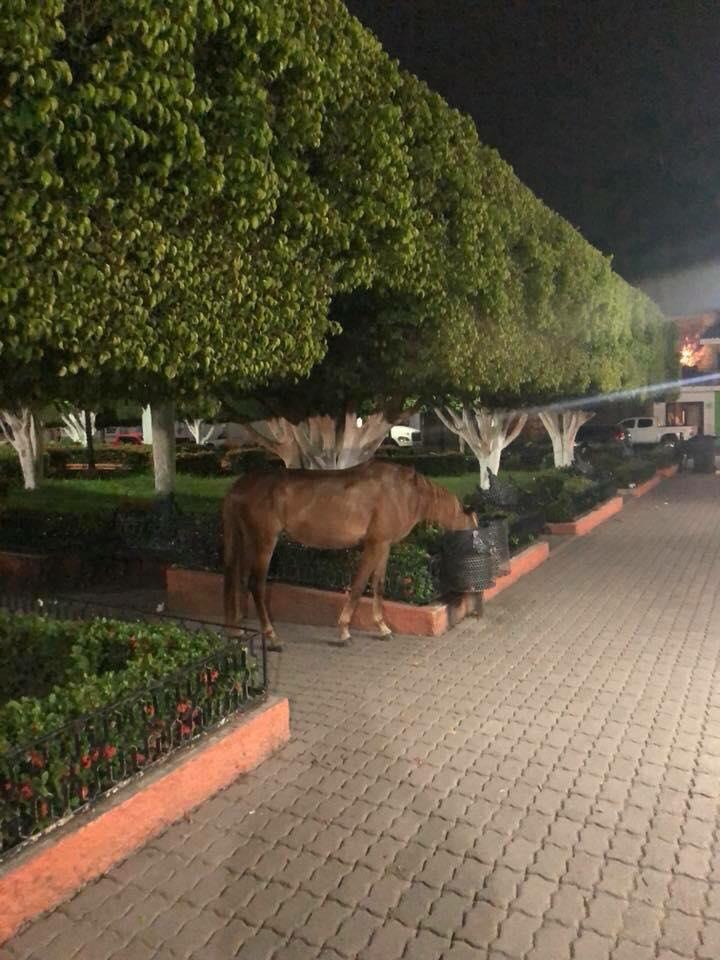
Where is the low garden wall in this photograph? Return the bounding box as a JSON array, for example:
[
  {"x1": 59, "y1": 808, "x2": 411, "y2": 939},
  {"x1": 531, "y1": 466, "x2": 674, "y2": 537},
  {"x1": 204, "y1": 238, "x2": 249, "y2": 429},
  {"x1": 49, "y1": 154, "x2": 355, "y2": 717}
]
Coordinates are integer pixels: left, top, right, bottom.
[
  {"x1": 618, "y1": 473, "x2": 662, "y2": 498},
  {"x1": 167, "y1": 539, "x2": 552, "y2": 636}
]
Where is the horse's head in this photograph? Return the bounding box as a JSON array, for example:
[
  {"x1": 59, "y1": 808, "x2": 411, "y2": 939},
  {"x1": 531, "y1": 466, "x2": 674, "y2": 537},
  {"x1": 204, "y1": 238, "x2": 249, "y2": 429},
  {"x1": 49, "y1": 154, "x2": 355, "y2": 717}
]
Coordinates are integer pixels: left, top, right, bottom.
[{"x1": 418, "y1": 475, "x2": 477, "y2": 530}]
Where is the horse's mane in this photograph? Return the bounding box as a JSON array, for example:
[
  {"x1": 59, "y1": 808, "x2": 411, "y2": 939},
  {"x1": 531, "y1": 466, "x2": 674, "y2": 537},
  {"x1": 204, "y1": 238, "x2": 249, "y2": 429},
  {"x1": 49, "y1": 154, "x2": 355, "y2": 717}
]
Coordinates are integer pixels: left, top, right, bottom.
[{"x1": 413, "y1": 470, "x2": 463, "y2": 521}]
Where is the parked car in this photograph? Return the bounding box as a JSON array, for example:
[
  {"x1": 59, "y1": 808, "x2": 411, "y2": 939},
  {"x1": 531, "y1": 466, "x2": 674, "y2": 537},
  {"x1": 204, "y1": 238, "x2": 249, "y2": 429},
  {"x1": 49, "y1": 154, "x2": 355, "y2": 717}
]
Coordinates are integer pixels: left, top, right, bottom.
[
  {"x1": 617, "y1": 417, "x2": 696, "y2": 446},
  {"x1": 575, "y1": 422, "x2": 630, "y2": 453},
  {"x1": 109, "y1": 430, "x2": 144, "y2": 446},
  {"x1": 385, "y1": 425, "x2": 422, "y2": 447}
]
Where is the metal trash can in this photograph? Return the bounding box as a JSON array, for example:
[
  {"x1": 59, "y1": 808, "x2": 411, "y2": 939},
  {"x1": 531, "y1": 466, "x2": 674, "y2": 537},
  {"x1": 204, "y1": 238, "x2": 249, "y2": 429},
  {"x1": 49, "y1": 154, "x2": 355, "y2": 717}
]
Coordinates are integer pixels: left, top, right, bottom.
[
  {"x1": 691, "y1": 435, "x2": 716, "y2": 474},
  {"x1": 476, "y1": 517, "x2": 511, "y2": 576},
  {"x1": 441, "y1": 529, "x2": 495, "y2": 593}
]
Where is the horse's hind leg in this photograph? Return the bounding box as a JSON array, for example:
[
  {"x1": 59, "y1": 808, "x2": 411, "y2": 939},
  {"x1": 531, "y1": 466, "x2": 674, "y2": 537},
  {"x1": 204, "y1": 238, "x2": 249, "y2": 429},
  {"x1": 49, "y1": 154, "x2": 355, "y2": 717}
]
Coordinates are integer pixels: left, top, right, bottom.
[
  {"x1": 337, "y1": 541, "x2": 384, "y2": 645},
  {"x1": 223, "y1": 510, "x2": 249, "y2": 634},
  {"x1": 370, "y1": 544, "x2": 392, "y2": 639},
  {"x1": 249, "y1": 535, "x2": 280, "y2": 649}
]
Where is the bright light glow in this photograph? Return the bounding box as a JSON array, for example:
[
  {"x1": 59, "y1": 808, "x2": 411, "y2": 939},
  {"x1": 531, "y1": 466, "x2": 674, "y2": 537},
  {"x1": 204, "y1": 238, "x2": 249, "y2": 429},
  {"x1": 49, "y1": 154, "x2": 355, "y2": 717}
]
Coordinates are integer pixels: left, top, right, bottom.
[
  {"x1": 520, "y1": 371, "x2": 720, "y2": 417},
  {"x1": 679, "y1": 335, "x2": 703, "y2": 368}
]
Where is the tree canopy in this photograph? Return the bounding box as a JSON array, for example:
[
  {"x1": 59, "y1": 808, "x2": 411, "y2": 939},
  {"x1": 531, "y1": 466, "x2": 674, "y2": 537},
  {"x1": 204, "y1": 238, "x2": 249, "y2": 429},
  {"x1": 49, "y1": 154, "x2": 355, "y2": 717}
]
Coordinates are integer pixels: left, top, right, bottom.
[
  {"x1": 0, "y1": 0, "x2": 424, "y2": 412},
  {"x1": 1, "y1": 0, "x2": 674, "y2": 444}
]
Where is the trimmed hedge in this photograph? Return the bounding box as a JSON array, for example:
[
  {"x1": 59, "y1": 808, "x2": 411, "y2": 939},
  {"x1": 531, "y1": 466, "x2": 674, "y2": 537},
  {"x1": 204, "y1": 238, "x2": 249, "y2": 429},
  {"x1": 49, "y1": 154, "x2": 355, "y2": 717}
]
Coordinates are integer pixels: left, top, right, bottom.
[
  {"x1": 37, "y1": 445, "x2": 278, "y2": 479},
  {"x1": 376, "y1": 450, "x2": 477, "y2": 476},
  {"x1": 45, "y1": 445, "x2": 152, "y2": 475}
]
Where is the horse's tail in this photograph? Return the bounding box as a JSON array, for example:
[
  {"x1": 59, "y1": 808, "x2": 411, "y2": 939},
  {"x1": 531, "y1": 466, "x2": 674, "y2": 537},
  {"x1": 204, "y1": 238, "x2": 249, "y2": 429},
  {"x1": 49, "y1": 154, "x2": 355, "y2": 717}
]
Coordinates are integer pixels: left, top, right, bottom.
[{"x1": 222, "y1": 495, "x2": 243, "y2": 629}]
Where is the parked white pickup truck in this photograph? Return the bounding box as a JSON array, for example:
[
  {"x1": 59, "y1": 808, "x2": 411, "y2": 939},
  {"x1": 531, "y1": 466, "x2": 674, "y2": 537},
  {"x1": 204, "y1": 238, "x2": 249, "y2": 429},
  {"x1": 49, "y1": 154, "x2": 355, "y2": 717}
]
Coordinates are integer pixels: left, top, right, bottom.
[{"x1": 617, "y1": 417, "x2": 696, "y2": 446}]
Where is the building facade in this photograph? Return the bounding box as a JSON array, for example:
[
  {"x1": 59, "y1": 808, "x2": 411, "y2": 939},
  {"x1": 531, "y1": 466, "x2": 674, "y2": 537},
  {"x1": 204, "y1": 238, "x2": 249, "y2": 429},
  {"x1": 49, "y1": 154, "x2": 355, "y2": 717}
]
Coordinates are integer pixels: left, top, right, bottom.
[{"x1": 641, "y1": 259, "x2": 720, "y2": 436}]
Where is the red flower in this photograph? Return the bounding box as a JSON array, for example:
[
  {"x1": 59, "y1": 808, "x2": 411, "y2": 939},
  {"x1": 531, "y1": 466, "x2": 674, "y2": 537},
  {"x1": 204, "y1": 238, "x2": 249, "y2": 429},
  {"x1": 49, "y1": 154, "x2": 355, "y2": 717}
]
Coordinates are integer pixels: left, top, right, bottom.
[
  {"x1": 134, "y1": 752, "x2": 146, "y2": 766},
  {"x1": 210, "y1": 669, "x2": 219, "y2": 682},
  {"x1": 19, "y1": 784, "x2": 33, "y2": 801},
  {"x1": 180, "y1": 723, "x2": 192, "y2": 736},
  {"x1": 80, "y1": 754, "x2": 92, "y2": 769},
  {"x1": 102, "y1": 745, "x2": 117, "y2": 760},
  {"x1": 28, "y1": 750, "x2": 45, "y2": 769},
  {"x1": 144, "y1": 703, "x2": 155, "y2": 717}
]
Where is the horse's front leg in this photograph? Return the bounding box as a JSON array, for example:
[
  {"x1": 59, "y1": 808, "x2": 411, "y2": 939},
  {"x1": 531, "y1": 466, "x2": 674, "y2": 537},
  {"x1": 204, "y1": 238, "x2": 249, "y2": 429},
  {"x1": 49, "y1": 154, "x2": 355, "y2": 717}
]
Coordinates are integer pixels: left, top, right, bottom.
[
  {"x1": 370, "y1": 543, "x2": 392, "y2": 639},
  {"x1": 337, "y1": 542, "x2": 384, "y2": 645}
]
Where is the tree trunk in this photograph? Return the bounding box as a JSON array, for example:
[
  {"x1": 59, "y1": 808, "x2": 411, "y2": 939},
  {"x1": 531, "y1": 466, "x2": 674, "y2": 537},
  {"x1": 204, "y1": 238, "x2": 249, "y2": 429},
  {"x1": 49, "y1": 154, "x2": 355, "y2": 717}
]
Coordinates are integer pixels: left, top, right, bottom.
[
  {"x1": 244, "y1": 413, "x2": 390, "y2": 469},
  {"x1": 151, "y1": 401, "x2": 176, "y2": 496},
  {"x1": 538, "y1": 410, "x2": 594, "y2": 468},
  {"x1": 184, "y1": 418, "x2": 218, "y2": 446},
  {"x1": 435, "y1": 406, "x2": 527, "y2": 490},
  {"x1": 0, "y1": 408, "x2": 44, "y2": 490},
  {"x1": 84, "y1": 409, "x2": 96, "y2": 471}
]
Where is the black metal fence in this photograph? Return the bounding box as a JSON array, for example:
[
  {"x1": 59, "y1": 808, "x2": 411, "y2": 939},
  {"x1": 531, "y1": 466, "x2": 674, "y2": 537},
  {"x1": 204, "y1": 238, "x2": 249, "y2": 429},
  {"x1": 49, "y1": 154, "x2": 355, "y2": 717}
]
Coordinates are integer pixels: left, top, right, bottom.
[{"x1": 0, "y1": 592, "x2": 265, "y2": 860}]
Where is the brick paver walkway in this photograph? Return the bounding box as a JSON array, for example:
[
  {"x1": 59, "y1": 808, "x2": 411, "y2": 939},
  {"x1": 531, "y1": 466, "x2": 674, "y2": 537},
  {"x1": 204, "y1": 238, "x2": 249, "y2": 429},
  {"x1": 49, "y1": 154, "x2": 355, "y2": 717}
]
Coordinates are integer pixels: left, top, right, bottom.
[{"x1": 4, "y1": 473, "x2": 720, "y2": 960}]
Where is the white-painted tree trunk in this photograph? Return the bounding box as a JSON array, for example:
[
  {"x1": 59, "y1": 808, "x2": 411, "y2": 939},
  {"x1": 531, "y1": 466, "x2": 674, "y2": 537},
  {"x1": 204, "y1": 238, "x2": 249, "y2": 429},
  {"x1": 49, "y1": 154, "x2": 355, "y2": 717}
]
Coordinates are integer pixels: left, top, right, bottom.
[
  {"x1": 245, "y1": 412, "x2": 391, "y2": 469},
  {"x1": 151, "y1": 401, "x2": 177, "y2": 496},
  {"x1": 184, "y1": 418, "x2": 219, "y2": 446},
  {"x1": 61, "y1": 410, "x2": 96, "y2": 444},
  {"x1": 435, "y1": 406, "x2": 527, "y2": 490},
  {"x1": 538, "y1": 409, "x2": 595, "y2": 468},
  {"x1": 0, "y1": 408, "x2": 44, "y2": 490}
]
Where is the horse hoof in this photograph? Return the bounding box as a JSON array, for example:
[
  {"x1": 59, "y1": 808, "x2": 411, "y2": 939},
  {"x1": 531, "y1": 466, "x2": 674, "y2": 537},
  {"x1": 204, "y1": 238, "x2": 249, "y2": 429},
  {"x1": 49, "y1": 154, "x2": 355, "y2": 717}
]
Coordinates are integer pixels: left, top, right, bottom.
[
  {"x1": 266, "y1": 638, "x2": 283, "y2": 652},
  {"x1": 377, "y1": 632, "x2": 393, "y2": 642},
  {"x1": 328, "y1": 637, "x2": 351, "y2": 648}
]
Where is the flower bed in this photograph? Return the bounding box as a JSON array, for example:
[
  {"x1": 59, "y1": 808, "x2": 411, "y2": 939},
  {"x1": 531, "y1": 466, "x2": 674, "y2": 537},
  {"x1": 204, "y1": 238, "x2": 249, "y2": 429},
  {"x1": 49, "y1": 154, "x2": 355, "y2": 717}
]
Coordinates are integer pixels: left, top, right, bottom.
[{"x1": 0, "y1": 613, "x2": 263, "y2": 857}]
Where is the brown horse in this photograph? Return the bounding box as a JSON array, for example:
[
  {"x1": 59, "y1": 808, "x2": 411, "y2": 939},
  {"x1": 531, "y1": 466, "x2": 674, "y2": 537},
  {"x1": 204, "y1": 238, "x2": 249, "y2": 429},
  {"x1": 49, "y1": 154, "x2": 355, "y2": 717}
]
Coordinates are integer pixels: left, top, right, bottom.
[{"x1": 222, "y1": 460, "x2": 476, "y2": 646}]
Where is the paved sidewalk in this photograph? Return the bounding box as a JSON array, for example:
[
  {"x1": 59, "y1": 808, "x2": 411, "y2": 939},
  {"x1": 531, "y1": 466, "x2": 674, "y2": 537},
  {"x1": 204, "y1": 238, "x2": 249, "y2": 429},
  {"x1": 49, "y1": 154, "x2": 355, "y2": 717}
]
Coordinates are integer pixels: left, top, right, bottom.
[{"x1": 4, "y1": 473, "x2": 720, "y2": 960}]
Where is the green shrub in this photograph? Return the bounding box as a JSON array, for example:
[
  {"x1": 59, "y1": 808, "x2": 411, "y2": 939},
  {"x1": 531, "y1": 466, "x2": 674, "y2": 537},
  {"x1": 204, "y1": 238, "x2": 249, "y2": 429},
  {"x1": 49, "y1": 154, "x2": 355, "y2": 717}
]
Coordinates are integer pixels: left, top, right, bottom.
[
  {"x1": 0, "y1": 509, "x2": 117, "y2": 553},
  {"x1": 176, "y1": 451, "x2": 223, "y2": 476},
  {"x1": 514, "y1": 468, "x2": 617, "y2": 523},
  {"x1": 610, "y1": 458, "x2": 657, "y2": 488},
  {"x1": 267, "y1": 536, "x2": 439, "y2": 605},
  {"x1": 224, "y1": 449, "x2": 282, "y2": 474},
  {"x1": 0, "y1": 454, "x2": 20, "y2": 483}
]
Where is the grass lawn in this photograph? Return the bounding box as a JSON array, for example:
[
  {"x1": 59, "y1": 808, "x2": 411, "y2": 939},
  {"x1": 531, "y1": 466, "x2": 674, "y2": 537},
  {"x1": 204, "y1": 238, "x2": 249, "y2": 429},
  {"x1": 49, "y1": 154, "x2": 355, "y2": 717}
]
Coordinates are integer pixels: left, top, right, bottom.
[
  {"x1": 5, "y1": 474, "x2": 236, "y2": 514},
  {"x1": 5, "y1": 470, "x2": 486, "y2": 515}
]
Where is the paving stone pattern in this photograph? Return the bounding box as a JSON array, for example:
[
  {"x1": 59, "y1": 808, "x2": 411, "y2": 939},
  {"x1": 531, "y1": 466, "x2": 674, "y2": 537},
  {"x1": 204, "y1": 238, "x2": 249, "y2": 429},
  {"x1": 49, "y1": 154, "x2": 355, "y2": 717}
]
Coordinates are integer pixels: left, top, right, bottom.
[{"x1": 4, "y1": 474, "x2": 720, "y2": 960}]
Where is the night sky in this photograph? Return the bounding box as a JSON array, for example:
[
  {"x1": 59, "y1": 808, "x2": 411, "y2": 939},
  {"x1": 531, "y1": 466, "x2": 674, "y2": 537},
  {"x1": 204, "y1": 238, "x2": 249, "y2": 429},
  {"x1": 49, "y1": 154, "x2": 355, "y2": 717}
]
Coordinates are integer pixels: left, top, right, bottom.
[{"x1": 345, "y1": 0, "x2": 720, "y2": 282}]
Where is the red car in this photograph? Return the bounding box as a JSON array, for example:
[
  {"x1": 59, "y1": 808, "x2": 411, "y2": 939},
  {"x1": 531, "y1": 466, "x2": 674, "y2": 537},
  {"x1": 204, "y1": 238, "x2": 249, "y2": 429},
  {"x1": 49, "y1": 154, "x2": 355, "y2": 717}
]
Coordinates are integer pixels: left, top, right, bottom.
[{"x1": 110, "y1": 430, "x2": 144, "y2": 446}]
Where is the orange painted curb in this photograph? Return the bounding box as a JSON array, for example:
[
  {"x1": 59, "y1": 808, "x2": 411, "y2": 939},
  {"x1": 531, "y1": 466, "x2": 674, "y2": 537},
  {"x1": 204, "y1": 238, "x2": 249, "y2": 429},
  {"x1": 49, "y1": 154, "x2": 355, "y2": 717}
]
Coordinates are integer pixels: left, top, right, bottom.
[
  {"x1": 619, "y1": 473, "x2": 662, "y2": 498},
  {"x1": 167, "y1": 567, "x2": 452, "y2": 637},
  {"x1": 0, "y1": 696, "x2": 289, "y2": 945},
  {"x1": 484, "y1": 541, "x2": 550, "y2": 601},
  {"x1": 546, "y1": 496, "x2": 624, "y2": 537}
]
